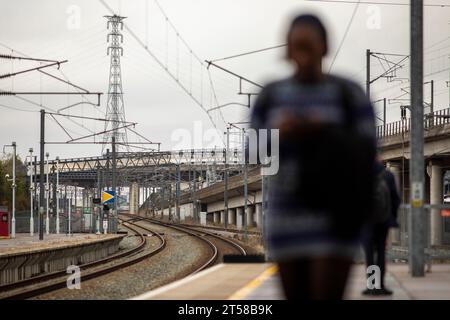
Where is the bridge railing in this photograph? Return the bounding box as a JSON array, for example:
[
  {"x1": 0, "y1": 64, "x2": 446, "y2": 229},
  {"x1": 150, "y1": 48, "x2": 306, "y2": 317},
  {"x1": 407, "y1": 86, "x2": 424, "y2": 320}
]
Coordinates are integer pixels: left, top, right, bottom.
[
  {"x1": 376, "y1": 118, "x2": 411, "y2": 138},
  {"x1": 376, "y1": 108, "x2": 450, "y2": 139}
]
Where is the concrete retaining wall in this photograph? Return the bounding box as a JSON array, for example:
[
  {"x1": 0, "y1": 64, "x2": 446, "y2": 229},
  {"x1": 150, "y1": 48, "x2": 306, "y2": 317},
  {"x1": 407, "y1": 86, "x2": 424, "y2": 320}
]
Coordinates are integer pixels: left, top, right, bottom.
[{"x1": 0, "y1": 235, "x2": 125, "y2": 285}]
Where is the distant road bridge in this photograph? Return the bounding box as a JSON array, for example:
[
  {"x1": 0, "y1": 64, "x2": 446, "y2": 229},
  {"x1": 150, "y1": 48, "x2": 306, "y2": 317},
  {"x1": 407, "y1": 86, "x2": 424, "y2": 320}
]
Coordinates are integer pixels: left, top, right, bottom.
[{"x1": 33, "y1": 148, "x2": 247, "y2": 188}]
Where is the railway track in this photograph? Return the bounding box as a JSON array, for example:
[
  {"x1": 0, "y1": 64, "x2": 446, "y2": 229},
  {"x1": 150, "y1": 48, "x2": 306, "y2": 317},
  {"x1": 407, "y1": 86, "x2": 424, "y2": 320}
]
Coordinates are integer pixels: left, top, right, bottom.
[
  {"x1": 0, "y1": 220, "x2": 165, "y2": 300},
  {"x1": 120, "y1": 214, "x2": 247, "y2": 269},
  {"x1": 122, "y1": 215, "x2": 219, "y2": 273},
  {"x1": 1, "y1": 215, "x2": 249, "y2": 300},
  {"x1": 175, "y1": 222, "x2": 261, "y2": 236}
]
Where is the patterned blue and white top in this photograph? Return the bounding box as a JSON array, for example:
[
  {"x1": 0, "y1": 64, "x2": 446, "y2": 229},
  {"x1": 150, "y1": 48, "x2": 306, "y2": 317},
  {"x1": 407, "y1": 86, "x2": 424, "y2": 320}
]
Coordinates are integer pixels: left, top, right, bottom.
[{"x1": 250, "y1": 74, "x2": 376, "y2": 262}]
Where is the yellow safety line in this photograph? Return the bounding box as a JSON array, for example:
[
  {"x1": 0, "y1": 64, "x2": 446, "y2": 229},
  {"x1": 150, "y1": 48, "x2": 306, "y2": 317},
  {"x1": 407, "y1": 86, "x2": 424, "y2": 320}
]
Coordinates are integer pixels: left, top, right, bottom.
[{"x1": 227, "y1": 264, "x2": 278, "y2": 300}]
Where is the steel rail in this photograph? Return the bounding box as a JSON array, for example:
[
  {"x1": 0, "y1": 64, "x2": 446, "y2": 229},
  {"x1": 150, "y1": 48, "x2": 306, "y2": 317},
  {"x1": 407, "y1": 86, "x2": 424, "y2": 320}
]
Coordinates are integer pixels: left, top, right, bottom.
[
  {"x1": 121, "y1": 214, "x2": 219, "y2": 274},
  {"x1": 0, "y1": 221, "x2": 165, "y2": 300}
]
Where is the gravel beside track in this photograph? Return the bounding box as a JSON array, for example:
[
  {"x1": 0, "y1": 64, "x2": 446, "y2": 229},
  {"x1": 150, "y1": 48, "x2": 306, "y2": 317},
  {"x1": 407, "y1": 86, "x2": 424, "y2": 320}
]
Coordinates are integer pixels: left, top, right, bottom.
[
  {"x1": 182, "y1": 225, "x2": 262, "y2": 256},
  {"x1": 148, "y1": 216, "x2": 263, "y2": 255},
  {"x1": 32, "y1": 218, "x2": 212, "y2": 300},
  {"x1": 1, "y1": 221, "x2": 161, "y2": 300},
  {"x1": 127, "y1": 216, "x2": 255, "y2": 265},
  {"x1": 117, "y1": 225, "x2": 141, "y2": 251}
]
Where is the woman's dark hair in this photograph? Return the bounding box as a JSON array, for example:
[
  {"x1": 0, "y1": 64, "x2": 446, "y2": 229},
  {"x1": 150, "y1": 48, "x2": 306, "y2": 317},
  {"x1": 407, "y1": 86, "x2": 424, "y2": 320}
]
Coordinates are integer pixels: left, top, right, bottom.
[{"x1": 287, "y1": 14, "x2": 328, "y2": 55}]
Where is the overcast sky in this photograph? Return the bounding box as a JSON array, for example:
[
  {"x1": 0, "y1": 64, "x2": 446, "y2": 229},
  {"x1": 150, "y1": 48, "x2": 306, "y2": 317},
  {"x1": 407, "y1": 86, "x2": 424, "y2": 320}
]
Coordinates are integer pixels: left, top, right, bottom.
[{"x1": 0, "y1": 0, "x2": 449, "y2": 161}]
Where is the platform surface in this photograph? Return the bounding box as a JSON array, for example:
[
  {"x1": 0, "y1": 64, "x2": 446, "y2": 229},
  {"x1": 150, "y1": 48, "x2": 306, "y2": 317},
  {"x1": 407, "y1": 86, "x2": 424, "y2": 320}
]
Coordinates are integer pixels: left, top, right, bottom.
[
  {"x1": 0, "y1": 233, "x2": 120, "y2": 257},
  {"x1": 133, "y1": 263, "x2": 450, "y2": 300}
]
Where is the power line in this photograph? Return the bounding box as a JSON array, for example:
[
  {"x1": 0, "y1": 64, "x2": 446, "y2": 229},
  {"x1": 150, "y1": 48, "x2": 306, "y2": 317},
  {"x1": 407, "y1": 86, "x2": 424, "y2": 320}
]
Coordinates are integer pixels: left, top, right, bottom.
[
  {"x1": 0, "y1": 102, "x2": 39, "y2": 113},
  {"x1": 305, "y1": 0, "x2": 450, "y2": 7},
  {"x1": 207, "y1": 68, "x2": 227, "y2": 132},
  {"x1": 425, "y1": 36, "x2": 450, "y2": 51},
  {"x1": 210, "y1": 44, "x2": 287, "y2": 63},
  {"x1": 152, "y1": 0, "x2": 228, "y2": 130},
  {"x1": 47, "y1": 111, "x2": 136, "y2": 124},
  {"x1": 13, "y1": 93, "x2": 97, "y2": 134},
  {"x1": 328, "y1": 0, "x2": 361, "y2": 72},
  {"x1": 0, "y1": 41, "x2": 102, "y2": 108},
  {"x1": 371, "y1": 51, "x2": 449, "y2": 97},
  {"x1": 206, "y1": 61, "x2": 263, "y2": 89},
  {"x1": 425, "y1": 44, "x2": 450, "y2": 56},
  {"x1": 425, "y1": 67, "x2": 450, "y2": 78},
  {"x1": 2, "y1": 43, "x2": 150, "y2": 146},
  {"x1": 0, "y1": 41, "x2": 105, "y2": 127},
  {"x1": 1, "y1": 34, "x2": 157, "y2": 151},
  {"x1": 153, "y1": 0, "x2": 203, "y2": 65}
]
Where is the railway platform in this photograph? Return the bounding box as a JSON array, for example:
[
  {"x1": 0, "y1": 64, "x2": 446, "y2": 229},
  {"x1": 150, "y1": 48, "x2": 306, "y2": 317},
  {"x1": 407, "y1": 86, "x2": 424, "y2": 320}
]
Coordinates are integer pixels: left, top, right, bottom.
[
  {"x1": 0, "y1": 233, "x2": 125, "y2": 285},
  {"x1": 133, "y1": 262, "x2": 450, "y2": 300}
]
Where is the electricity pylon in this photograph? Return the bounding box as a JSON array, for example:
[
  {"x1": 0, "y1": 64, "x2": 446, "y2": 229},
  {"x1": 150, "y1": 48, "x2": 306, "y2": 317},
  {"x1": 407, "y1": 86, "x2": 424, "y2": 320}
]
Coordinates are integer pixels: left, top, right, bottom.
[{"x1": 103, "y1": 14, "x2": 129, "y2": 153}]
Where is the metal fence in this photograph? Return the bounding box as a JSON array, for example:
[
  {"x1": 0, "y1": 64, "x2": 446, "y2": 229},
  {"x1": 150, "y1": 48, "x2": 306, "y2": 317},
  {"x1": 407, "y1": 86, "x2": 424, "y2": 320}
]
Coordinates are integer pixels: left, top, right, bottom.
[
  {"x1": 13, "y1": 209, "x2": 107, "y2": 235},
  {"x1": 376, "y1": 108, "x2": 450, "y2": 139},
  {"x1": 387, "y1": 204, "x2": 450, "y2": 267}
]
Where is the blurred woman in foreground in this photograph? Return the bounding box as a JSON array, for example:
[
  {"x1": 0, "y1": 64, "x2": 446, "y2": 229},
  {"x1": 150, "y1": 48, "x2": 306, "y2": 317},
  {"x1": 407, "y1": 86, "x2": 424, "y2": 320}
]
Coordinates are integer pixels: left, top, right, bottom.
[{"x1": 250, "y1": 14, "x2": 376, "y2": 299}]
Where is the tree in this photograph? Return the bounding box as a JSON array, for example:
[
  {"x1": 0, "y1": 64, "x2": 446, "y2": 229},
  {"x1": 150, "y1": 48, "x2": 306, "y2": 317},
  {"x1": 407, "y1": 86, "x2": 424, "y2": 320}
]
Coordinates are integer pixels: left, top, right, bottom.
[{"x1": 0, "y1": 154, "x2": 30, "y2": 211}]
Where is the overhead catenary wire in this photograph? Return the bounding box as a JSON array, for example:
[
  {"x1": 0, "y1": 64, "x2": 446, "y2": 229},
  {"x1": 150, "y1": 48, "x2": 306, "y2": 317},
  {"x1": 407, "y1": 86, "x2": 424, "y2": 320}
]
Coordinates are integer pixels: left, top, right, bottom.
[
  {"x1": 153, "y1": 0, "x2": 204, "y2": 65},
  {"x1": 0, "y1": 102, "x2": 39, "y2": 113},
  {"x1": 207, "y1": 69, "x2": 227, "y2": 127},
  {"x1": 425, "y1": 67, "x2": 450, "y2": 78},
  {"x1": 425, "y1": 36, "x2": 450, "y2": 51},
  {"x1": 5, "y1": 63, "x2": 136, "y2": 147},
  {"x1": 305, "y1": 0, "x2": 450, "y2": 7},
  {"x1": 328, "y1": 0, "x2": 361, "y2": 73},
  {"x1": 0, "y1": 31, "x2": 156, "y2": 151},
  {"x1": 127, "y1": 127, "x2": 160, "y2": 145},
  {"x1": 124, "y1": 12, "x2": 239, "y2": 105},
  {"x1": 0, "y1": 40, "x2": 104, "y2": 109},
  {"x1": 210, "y1": 44, "x2": 287, "y2": 63},
  {"x1": 12, "y1": 93, "x2": 97, "y2": 134},
  {"x1": 46, "y1": 111, "x2": 136, "y2": 124},
  {"x1": 49, "y1": 113, "x2": 74, "y2": 140},
  {"x1": 0, "y1": 42, "x2": 104, "y2": 116},
  {"x1": 372, "y1": 56, "x2": 449, "y2": 97}
]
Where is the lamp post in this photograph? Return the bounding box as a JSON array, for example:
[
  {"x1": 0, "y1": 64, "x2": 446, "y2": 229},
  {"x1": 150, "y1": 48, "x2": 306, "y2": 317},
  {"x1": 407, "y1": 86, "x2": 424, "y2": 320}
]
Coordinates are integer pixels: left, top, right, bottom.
[
  {"x1": 55, "y1": 156, "x2": 60, "y2": 234},
  {"x1": 68, "y1": 195, "x2": 72, "y2": 236},
  {"x1": 10, "y1": 142, "x2": 16, "y2": 238},
  {"x1": 29, "y1": 148, "x2": 34, "y2": 236},
  {"x1": 3, "y1": 142, "x2": 17, "y2": 238},
  {"x1": 242, "y1": 128, "x2": 248, "y2": 242},
  {"x1": 38, "y1": 109, "x2": 45, "y2": 241},
  {"x1": 409, "y1": 0, "x2": 425, "y2": 276},
  {"x1": 45, "y1": 152, "x2": 50, "y2": 235},
  {"x1": 224, "y1": 126, "x2": 229, "y2": 229}
]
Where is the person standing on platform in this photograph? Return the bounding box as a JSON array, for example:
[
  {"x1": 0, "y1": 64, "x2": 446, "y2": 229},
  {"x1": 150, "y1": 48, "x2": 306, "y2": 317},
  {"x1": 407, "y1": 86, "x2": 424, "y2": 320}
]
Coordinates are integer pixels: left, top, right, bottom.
[
  {"x1": 249, "y1": 14, "x2": 377, "y2": 299},
  {"x1": 362, "y1": 162, "x2": 400, "y2": 296}
]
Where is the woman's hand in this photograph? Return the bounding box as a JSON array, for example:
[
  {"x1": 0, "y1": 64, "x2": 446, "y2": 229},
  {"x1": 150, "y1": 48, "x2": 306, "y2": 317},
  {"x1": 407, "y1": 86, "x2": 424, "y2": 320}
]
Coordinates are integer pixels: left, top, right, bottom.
[{"x1": 274, "y1": 112, "x2": 322, "y2": 140}]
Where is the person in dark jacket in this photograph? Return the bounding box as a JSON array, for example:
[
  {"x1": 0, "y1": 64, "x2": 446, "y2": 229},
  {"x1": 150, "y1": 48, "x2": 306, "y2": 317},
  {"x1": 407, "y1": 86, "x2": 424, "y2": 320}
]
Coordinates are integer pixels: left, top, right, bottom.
[{"x1": 362, "y1": 162, "x2": 400, "y2": 296}]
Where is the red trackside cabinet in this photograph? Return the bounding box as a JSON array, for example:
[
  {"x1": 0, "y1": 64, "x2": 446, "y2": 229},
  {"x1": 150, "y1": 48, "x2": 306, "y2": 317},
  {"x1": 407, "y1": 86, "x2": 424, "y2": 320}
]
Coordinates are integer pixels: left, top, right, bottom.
[{"x1": 0, "y1": 206, "x2": 9, "y2": 238}]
